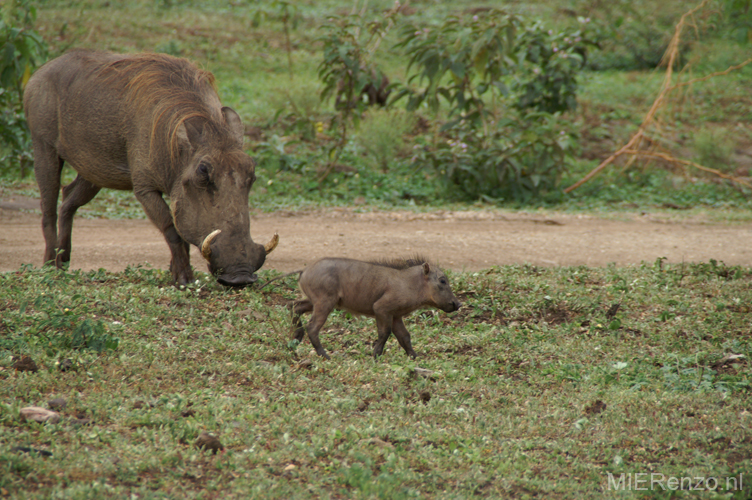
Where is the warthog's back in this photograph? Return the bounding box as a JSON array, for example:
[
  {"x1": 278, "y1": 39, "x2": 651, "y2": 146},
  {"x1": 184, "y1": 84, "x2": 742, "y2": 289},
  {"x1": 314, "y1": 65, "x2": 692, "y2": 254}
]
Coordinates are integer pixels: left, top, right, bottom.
[{"x1": 23, "y1": 49, "x2": 221, "y2": 191}]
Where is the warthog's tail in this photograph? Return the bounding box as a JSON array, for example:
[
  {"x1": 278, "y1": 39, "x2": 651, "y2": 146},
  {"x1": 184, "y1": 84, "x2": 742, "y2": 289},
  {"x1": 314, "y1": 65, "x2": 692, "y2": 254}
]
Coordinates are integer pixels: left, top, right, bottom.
[{"x1": 258, "y1": 269, "x2": 304, "y2": 290}]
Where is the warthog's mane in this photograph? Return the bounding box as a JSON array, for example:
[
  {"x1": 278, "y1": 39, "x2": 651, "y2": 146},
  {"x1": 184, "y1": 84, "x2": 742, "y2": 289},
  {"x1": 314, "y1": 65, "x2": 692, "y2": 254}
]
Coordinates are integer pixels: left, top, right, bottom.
[
  {"x1": 98, "y1": 53, "x2": 228, "y2": 168},
  {"x1": 370, "y1": 255, "x2": 432, "y2": 270}
]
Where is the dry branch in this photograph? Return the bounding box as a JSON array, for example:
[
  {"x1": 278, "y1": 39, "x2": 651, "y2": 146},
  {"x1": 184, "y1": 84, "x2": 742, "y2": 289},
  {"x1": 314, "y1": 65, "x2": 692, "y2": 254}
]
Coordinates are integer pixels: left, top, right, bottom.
[{"x1": 564, "y1": 0, "x2": 751, "y2": 194}]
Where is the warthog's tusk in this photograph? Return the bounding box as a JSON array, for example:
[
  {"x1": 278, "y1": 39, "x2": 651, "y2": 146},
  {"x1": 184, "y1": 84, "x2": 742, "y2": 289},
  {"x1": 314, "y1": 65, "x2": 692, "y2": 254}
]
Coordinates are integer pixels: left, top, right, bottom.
[
  {"x1": 201, "y1": 229, "x2": 222, "y2": 261},
  {"x1": 264, "y1": 232, "x2": 279, "y2": 255}
]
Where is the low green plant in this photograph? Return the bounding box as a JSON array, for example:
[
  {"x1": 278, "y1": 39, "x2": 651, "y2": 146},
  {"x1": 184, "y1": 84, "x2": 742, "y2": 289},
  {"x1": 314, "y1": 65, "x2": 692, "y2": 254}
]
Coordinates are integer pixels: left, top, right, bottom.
[
  {"x1": 693, "y1": 125, "x2": 736, "y2": 172},
  {"x1": 355, "y1": 108, "x2": 415, "y2": 172}
]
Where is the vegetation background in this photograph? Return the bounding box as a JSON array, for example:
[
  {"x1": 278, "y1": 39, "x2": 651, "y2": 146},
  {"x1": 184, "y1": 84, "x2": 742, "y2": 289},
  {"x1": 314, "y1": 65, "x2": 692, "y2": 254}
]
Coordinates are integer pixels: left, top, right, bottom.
[{"x1": 1, "y1": 0, "x2": 752, "y2": 498}]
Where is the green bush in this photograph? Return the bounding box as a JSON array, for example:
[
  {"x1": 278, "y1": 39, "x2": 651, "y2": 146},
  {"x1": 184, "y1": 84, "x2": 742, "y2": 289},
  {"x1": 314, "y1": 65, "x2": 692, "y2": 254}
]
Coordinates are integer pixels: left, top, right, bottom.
[
  {"x1": 693, "y1": 126, "x2": 736, "y2": 172},
  {"x1": 355, "y1": 108, "x2": 415, "y2": 172},
  {"x1": 393, "y1": 9, "x2": 588, "y2": 201},
  {"x1": 0, "y1": 0, "x2": 47, "y2": 177}
]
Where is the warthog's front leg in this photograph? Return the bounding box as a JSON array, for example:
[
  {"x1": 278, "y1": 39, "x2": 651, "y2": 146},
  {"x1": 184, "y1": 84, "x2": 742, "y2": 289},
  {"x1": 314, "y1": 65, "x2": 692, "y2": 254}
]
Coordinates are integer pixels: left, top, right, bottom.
[
  {"x1": 305, "y1": 299, "x2": 336, "y2": 360},
  {"x1": 134, "y1": 188, "x2": 193, "y2": 285},
  {"x1": 391, "y1": 317, "x2": 417, "y2": 358}
]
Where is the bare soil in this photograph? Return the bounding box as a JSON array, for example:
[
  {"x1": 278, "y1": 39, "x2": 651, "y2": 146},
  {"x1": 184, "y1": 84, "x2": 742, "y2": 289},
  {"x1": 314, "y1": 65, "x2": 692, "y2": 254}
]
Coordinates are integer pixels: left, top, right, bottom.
[{"x1": 2, "y1": 195, "x2": 752, "y2": 275}]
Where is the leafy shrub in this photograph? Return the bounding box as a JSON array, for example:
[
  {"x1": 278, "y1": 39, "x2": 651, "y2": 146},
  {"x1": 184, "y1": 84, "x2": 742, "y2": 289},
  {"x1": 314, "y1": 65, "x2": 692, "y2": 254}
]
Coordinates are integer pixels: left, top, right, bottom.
[
  {"x1": 4, "y1": 292, "x2": 119, "y2": 355},
  {"x1": 269, "y1": 80, "x2": 323, "y2": 142},
  {"x1": 0, "y1": 0, "x2": 47, "y2": 177},
  {"x1": 723, "y1": 0, "x2": 752, "y2": 43},
  {"x1": 580, "y1": 0, "x2": 689, "y2": 70},
  {"x1": 693, "y1": 126, "x2": 736, "y2": 171},
  {"x1": 394, "y1": 9, "x2": 588, "y2": 201},
  {"x1": 316, "y1": 4, "x2": 402, "y2": 170},
  {"x1": 411, "y1": 112, "x2": 575, "y2": 202},
  {"x1": 355, "y1": 108, "x2": 415, "y2": 172}
]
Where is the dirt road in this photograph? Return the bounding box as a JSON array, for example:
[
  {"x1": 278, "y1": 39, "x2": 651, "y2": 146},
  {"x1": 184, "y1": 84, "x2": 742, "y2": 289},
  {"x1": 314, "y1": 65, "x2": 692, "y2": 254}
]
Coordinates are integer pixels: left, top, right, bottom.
[{"x1": 2, "y1": 195, "x2": 752, "y2": 274}]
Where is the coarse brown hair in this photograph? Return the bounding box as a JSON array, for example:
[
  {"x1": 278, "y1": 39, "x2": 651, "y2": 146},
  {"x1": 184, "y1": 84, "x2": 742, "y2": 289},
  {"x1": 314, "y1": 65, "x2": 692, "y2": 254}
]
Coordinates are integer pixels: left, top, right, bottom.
[
  {"x1": 98, "y1": 52, "x2": 225, "y2": 167},
  {"x1": 370, "y1": 255, "x2": 431, "y2": 270}
]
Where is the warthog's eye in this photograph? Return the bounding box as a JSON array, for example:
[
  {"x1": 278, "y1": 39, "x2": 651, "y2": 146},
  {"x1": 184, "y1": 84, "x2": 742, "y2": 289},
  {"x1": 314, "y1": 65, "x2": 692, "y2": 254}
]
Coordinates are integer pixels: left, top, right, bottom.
[
  {"x1": 197, "y1": 161, "x2": 210, "y2": 177},
  {"x1": 439, "y1": 278, "x2": 448, "y2": 285}
]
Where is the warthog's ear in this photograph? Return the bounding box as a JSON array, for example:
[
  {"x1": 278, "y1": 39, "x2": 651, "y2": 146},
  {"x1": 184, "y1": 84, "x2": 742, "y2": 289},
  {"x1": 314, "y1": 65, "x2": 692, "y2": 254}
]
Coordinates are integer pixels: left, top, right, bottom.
[
  {"x1": 222, "y1": 107, "x2": 244, "y2": 147},
  {"x1": 176, "y1": 118, "x2": 206, "y2": 151},
  {"x1": 422, "y1": 262, "x2": 430, "y2": 275}
]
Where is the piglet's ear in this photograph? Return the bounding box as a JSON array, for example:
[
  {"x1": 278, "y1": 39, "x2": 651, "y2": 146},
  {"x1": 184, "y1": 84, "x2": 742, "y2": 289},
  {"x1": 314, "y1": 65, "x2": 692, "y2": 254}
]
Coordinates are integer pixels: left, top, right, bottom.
[{"x1": 423, "y1": 262, "x2": 430, "y2": 275}]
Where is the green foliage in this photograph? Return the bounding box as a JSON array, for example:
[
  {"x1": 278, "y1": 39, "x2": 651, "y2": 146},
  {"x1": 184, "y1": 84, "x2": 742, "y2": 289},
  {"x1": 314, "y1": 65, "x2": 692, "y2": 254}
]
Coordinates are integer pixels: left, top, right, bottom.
[
  {"x1": 580, "y1": 0, "x2": 689, "y2": 71},
  {"x1": 693, "y1": 125, "x2": 736, "y2": 171},
  {"x1": 354, "y1": 108, "x2": 415, "y2": 172},
  {"x1": 251, "y1": 1, "x2": 300, "y2": 81},
  {"x1": 394, "y1": 9, "x2": 590, "y2": 201},
  {"x1": 0, "y1": 0, "x2": 47, "y2": 177},
  {"x1": 411, "y1": 112, "x2": 575, "y2": 202},
  {"x1": 2, "y1": 269, "x2": 119, "y2": 355},
  {"x1": 316, "y1": 4, "x2": 400, "y2": 170},
  {"x1": 723, "y1": 0, "x2": 752, "y2": 43}
]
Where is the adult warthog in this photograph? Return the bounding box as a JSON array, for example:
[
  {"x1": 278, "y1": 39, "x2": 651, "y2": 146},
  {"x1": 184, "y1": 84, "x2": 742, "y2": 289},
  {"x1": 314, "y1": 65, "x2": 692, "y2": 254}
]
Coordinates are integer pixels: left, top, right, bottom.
[{"x1": 23, "y1": 49, "x2": 278, "y2": 286}]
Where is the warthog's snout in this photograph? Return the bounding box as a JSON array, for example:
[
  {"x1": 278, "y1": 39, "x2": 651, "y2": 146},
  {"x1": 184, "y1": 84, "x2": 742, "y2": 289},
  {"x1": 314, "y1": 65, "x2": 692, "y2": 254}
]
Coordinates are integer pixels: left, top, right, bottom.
[
  {"x1": 217, "y1": 272, "x2": 258, "y2": 287},
  {"x1": 443, "y1": 300, "x2": 462, "y2": 313}
]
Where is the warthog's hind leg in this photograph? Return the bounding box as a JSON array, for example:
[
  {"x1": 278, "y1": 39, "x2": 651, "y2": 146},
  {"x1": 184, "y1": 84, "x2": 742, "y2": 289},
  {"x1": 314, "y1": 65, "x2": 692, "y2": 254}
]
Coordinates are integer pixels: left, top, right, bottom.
[
  {"x1": 57, "y1": 175, "x2": 101, "y2": 266},
  {"x1": 305, "y1": 299, "x2": 335, "y2": 360},
  {"x1": 291, "y1": 299, "x2": 313, "y2": 342},
  {"x1": 32, "y1": 142, "x2": 64, "y2": 266}
]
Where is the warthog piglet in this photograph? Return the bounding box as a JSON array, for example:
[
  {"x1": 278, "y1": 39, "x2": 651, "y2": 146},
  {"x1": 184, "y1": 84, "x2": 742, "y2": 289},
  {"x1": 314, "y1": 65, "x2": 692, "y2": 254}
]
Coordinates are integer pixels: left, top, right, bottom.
[{"x1": 291, "y1": 257, "x2": 461, "y2": 359}]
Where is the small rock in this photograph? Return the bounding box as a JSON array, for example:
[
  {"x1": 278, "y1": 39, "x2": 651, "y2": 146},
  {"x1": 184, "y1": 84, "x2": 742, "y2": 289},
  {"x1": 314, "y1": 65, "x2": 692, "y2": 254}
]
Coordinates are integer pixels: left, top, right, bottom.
[
  {"x1": 356, "y1": 400, "x2": 370, "y2": 412},
  {"x1": 283, "y1": 463, "x2": 297, "y2": 471},
  {"x1": 412, "y1": 367, "x2": 436, "y2": 380},
  {"x1": 69, "y1": 417, "x2": 92, "y2": 426},
  {"x1": 181, "y1": 409, "x2": 196, "y2": 418},
  {"x1": 59, "y1": 359, "x2": 74, "y2": 372},
  {"x1": 364, "y1": 437, "x2": 394, "y2": 449},
  {"x1": 13, "y1": 356, "x2": 38, "y2": 373},
  {"x1": 11, "y1": 446, "x2": 52, "y2": 457},
  {"x1": 20, "y1": 407, "x2": 61, "y2": 424},
  {"x1": 48, "y1": 398, "x2": 67, "y2": 411},
  {"x1": 195, "y1": 432, "x2": 223, "y2": 454},
  {"x1": 133, "y1": 400, "x2": 145, "y2": 409},
  {"x1": 296, "y1": 359, "x2": 313, "y2": 370},
  {"x1": 419, "y1": 390, "x2": 431, "y2": 404},
  {"x1": 584, "y1": 400, "x2": 607, "y2": 415}
]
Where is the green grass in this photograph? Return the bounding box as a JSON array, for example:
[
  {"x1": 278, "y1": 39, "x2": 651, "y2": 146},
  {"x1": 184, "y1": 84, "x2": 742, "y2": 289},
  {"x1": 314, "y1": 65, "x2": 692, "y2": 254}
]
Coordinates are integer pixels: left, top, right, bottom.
[{"x1": 2, "y1": 261, "x2": 751, "y2": 498}]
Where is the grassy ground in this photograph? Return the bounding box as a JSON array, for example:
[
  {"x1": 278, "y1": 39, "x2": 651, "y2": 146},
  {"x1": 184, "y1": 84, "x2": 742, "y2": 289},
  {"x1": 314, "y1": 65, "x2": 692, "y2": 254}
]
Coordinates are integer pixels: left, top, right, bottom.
[{"x1": 2, "y1": 260, "x2": 751, "y2": 498}]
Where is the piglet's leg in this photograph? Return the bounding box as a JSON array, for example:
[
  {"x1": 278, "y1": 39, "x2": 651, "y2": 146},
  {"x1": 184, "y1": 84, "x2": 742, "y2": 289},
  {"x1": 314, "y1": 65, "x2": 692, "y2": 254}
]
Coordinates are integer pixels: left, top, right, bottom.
[
  {"x1": 306, "y1": 299, "x2": 335, "y2": 359},
  {"x1": 392, "y1": 317, "x2": 417, "y2": 358},
  {"x1": 372, "y1": 312, "x2": 394, "y2": 359},
  {"x1": 291, "y1": 299, "x2": 313, "y2": 342}
]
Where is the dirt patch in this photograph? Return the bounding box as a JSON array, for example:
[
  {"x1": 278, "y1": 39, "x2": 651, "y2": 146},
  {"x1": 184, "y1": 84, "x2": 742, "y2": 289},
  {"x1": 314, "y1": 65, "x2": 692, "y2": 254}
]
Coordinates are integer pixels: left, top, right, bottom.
[{"x1": 2, "y1": 197, "x2": 752, "y2": 274}]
